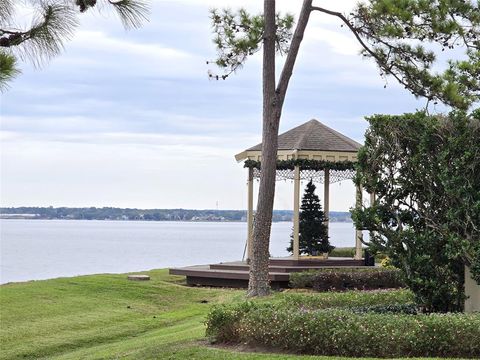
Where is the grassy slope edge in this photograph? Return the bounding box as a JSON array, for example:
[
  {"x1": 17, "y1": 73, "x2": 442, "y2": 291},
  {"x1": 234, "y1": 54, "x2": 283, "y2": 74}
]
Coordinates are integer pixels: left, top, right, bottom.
[{"x1": 0, "y1": 270, "x2": 466, "y2": 360}]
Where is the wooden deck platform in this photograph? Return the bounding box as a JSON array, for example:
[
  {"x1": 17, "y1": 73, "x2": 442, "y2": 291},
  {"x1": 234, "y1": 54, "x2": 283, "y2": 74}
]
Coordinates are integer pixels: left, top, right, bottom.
[{"x1": 169, "y1": 257, "x2": 368, "y2": 288}]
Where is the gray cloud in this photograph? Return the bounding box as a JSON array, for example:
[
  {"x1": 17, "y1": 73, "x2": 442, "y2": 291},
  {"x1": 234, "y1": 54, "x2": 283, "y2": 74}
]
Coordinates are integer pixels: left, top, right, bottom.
[{"x1": 1, "y1": 0, "x2": 431, "y2": 209}]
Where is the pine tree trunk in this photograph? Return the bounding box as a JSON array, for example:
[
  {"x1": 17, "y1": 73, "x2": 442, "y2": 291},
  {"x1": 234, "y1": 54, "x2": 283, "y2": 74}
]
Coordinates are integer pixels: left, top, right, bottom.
[
  {"x1": 247, "y1": 0, "x2": 277, "y2": 297},
  {"x1": 247, "y1": 0, "x2": 312, "y2": 297}
]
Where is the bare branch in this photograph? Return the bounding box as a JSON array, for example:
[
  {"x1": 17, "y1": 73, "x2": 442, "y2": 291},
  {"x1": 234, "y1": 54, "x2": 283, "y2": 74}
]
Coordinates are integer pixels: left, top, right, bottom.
[{"x1": 276, "y1": 0, "x2": 312, "y2": 105}]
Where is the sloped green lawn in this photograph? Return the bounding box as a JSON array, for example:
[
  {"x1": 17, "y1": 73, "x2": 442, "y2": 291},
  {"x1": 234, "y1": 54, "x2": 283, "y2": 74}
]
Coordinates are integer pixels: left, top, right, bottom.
[{"x1": 0, "y1": 270, "x2": 465, "y2": 359}]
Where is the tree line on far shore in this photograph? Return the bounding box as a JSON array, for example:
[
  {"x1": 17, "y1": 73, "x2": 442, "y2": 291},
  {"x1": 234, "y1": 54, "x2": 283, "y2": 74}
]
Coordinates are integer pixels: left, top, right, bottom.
[{"x1": 0, "y1": 207, "x2": 353, "y2": 223}]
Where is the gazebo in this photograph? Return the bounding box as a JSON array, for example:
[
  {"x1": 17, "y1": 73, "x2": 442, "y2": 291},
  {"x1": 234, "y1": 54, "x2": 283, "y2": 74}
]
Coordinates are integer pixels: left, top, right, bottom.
[
  {"x1": 169, "y1": 119, "x2": 371, "y2": 288},
  {"x1": 235, "y1": 119, "x2": 365, "y2": 261}
]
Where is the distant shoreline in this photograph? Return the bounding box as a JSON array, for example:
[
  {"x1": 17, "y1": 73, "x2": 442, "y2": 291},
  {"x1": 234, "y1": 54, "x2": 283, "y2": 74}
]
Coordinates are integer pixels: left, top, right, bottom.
[
  {"x1": 0, "y1": 207, "x2": 353, "y2": 223},
  {"x1": 0, "y1": 216, "x2": 352, "y2": 223}
]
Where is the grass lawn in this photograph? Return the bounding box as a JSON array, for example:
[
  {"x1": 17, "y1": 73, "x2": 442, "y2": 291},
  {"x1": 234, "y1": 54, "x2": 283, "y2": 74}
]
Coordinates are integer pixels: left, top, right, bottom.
[{"x1": 0, "y1": 270, "x2": 461, "y2": 359}]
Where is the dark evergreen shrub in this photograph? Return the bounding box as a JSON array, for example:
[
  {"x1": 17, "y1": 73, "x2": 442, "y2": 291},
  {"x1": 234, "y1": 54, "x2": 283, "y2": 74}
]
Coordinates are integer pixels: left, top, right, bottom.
[
  {"x1": 353, "y1": 111, "x2": 480, "y2": 312},
  {"x1": 289, "y1": 268, "x2": 405, "y2": 291},
  {"x1": 287, "y1": 180, "x2": 333, "y2": 255}
]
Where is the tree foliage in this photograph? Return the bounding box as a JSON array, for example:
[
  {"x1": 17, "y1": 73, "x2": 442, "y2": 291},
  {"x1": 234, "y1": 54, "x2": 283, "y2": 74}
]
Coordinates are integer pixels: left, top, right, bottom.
[
  {"x1": 287, "y1": 180, "x2": 332, "y2": 255},
  {"x1": 211, "y1": 0, "x2": 479, "y2": 110},
  {"x1": 209, "y1": 8, "x2": 294, "y2": 80},
  {"x1": 0, "y1": 0, "x2": 149, "y2": 89},
  {"x1": 352, "y1": 110, "x2": 480, "y2": 312},
  {"x1": 0, "y1": 50, "x2": 18, "y2": 87},
  {"x1": 347, "y1": 0, "x2": 480, "y2": 110}
]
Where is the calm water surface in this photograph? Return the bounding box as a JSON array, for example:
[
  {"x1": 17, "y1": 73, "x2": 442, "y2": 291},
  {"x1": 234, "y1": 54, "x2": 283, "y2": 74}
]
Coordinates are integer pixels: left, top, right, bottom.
[{"x1": 0, "y1": 220, "x2": 358, "y2": 284}]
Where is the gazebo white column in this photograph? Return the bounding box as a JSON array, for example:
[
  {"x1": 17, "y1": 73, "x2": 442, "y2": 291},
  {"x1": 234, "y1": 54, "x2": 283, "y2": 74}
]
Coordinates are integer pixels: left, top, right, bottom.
[
  {"x1": 324, "y1": 168, "x2": 330, "y2": 236},
  {"x1": 246, "y1": 167, "x2": 254, "y2": 261},
  {"x1": 293, "y1": 165, "x2": 301, "y2": 260},
  {"x1": 367, "y1": 192, "x2": 376, "y2": 257},
  {"x1": 355, "y1": 184, "x2": 363, "y2": 260},
  {"x1": 465, "y1": 265, "x2": 480, "y2": 313}
]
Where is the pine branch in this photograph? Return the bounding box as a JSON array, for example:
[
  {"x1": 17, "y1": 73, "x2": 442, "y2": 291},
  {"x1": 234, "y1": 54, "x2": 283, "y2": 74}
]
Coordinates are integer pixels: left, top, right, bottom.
[
  {"x1": 0, "y1": 3, "x2": 78, "y2": 67},
  {"x1": 0, "y1": 50, "x2": 19, "y2": 90},
  {"x1": 276, "y1": 0, "x2": 312, "y2": 106},
  {"x1": 0, "y1": 0, "x2": 149, "y2": 89},
  {"x1": 310, "y1": 5, "x2": 430, "y2": 102},
  {"x1": 106, "y1": 0, "x2": 149, "y2": 29},
  {"x1": 311, "y1": 2, "x2": 479, "y2": 110},
  {"x1": 209, "y1": 8, "x2": 294, "y2": 80},
  {"x1": 0, "y1": 0, "x2": 14, "y2": 24}
]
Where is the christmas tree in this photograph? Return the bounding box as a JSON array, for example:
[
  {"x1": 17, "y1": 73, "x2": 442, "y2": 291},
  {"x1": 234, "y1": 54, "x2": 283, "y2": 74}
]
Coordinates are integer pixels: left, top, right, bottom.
[{"x1": 287, "y1": 180, "x2": 333, "y2": 255}]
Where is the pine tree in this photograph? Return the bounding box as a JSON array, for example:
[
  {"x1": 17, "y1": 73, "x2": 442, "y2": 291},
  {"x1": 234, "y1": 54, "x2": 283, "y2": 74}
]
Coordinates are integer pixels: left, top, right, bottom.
[
  {"x1": 288, "y1": 180, "x2": 333, "y2": 256},
  {"x1": 211, "y1": 0, "x2": 479, "y2": 297}
]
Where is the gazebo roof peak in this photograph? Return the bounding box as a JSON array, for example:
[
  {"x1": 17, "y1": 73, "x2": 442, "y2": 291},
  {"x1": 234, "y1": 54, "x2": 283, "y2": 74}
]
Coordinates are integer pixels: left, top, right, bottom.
[{"x1": 246, "y1": 119, "x2": 361, "y2": 153}]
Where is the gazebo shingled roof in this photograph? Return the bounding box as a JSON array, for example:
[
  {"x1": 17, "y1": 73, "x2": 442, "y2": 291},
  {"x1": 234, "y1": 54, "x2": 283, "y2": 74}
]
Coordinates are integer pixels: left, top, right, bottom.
[
  {"x1": 246, "y1": 119, "x2": 361, "y2": 152},
  {"x1": 235, "y1": 119, "x2": 361, "y2": 163}
]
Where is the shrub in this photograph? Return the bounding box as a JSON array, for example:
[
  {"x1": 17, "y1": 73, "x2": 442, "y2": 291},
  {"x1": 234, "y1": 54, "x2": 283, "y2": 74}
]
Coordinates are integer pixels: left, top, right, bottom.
[
  {"x1": 380, "y1": 256, "x2": 395, "y2": 269},
  {"x1": 353, "y1": 111, "x2": 480, "y2": 312},
  {"x1": 289, "y1": 268, "x2": 405, "y2": 291},
  {"x1": 206, "y1": 300, "x2": 480, "y2": 358},
  {"x1": 277, "y1": 289, "x2": 414, "y2": 310},
  {"x1": 329, "y1": 247, "x2": 358, "y2": 258},
  {"x1": 205, "y1": 301, "x2": 259, "y2": 342},
  {"x1": 329, "y1": 247, "x2": 387, "y2": 260},
  {"x1": 348, "y1": 303, "x2": 419, "y2": 314}
]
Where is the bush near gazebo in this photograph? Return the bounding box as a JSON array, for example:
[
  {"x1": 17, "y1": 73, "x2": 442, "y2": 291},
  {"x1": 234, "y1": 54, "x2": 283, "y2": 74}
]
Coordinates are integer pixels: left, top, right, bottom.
[
  {"x1": 287, "y1": 180, "x2": 333, "y2": 256},
  {"x1": 289, "y1": 268, "x2": 405, "y2": 291},
  {"x1": 206, "y1": 291, "x2": 480, "y2": 358},
  {"x1": 352, "y1": 110, "x2": 480, "y2": 312}
]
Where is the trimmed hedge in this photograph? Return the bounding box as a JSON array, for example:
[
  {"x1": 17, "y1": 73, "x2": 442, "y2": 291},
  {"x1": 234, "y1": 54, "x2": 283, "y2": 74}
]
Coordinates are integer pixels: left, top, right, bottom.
[
  {"x1": 290, "y1": 268, "x2": 405, "y2": 291},
  {"x1": 206, "y1": 289, "x2": 414, "y2": 343},
  {"x1": 329, "y1": 247, "x2": 360, "y2": 258},
  {"x1": 277, "y1": 289, "x2": 414, "y2": 310},
  {"x1": 329, "y1": 247, "x2": 388, "y2": 260},
  {"x1": 348, "y1": 303, "x2": 419, "y2": 315},
  {"x1": 206, "y1": 300, "x2": 480, "y2": 358}
]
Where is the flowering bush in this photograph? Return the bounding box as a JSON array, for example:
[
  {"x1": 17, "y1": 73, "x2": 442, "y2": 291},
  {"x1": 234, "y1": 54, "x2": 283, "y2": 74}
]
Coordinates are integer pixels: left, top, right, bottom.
[{"x1": 206, "y1": 295, "x2": 480, "y2": 357}]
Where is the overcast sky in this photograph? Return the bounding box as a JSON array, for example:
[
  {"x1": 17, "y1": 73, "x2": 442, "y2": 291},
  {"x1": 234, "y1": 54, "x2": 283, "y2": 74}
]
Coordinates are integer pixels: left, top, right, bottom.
[{"x1": 1, "y1": 0, "x2": 429, "y2": 211}]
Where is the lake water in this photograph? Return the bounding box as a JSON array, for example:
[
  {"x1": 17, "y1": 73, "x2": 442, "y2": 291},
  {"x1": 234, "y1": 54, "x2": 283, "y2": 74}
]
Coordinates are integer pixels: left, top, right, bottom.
[{"x1": 0, "y1": 220, "x2": 359, "y2": 284}]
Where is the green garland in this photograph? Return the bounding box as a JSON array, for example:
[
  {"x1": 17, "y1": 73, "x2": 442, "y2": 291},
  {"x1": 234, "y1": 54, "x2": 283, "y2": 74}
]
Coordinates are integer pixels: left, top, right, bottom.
[{"x1": 244, "y1": 158, "x2": 356, "y2": 171}]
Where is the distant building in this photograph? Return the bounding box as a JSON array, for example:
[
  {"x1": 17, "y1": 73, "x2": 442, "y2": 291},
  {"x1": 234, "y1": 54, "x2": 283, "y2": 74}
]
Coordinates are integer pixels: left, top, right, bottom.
[{"x1": 0, "y1": 213, "x2": 40, "y2": 219}]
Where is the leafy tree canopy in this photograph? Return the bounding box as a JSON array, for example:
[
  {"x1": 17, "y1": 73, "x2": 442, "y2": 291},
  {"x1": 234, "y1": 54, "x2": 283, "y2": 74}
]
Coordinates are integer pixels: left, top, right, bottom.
[
  {"x1": 211, "y1": 0, "x2": 479, "y2": 110},
  {"x1": 0, "y1": 0, "x2": 149, "y2": 90},
  {"x1": 352, "y1": 110, "x2": 480, "y2": 312}
]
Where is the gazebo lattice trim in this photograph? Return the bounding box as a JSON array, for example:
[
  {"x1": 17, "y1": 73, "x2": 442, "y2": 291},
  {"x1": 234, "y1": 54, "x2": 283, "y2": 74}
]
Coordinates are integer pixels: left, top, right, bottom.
[{"x1": 252, "y1": 168, "x2": 356, "y2": 184}]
